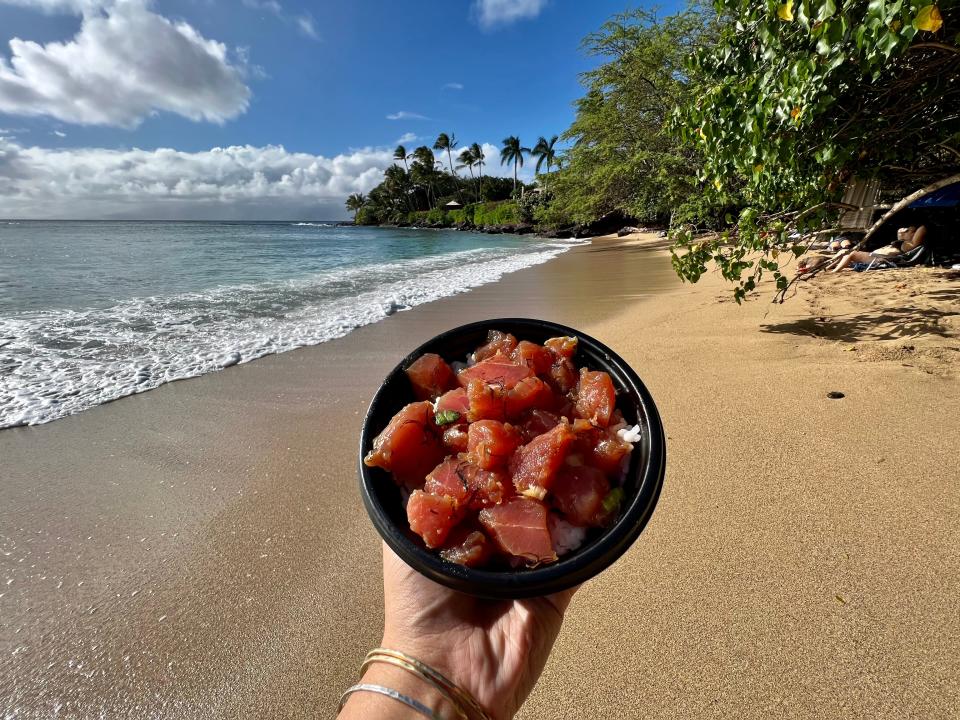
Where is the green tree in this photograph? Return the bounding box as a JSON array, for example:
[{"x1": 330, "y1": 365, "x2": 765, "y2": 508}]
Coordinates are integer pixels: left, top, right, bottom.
[
  {"x1": 471, "y1": 142, "x2": 486, "y2": 201},
  {"x1": 531, "y1": 135, "x2": 559, "y2": 192},
  {"x1": 434, "y1": 132, "x2": 462, "y2": 202},
  {"x1": 500, "y1": 136, "x2": 530, "y2": 194},
  {"x1": 345, "y1": 192, "x2": 366, "y2": 223},
  {"x1": 410, "y1": 146, "x2": 440, "y2": 209},
  {"x1": 457, "y1": 146, "x2": 478, "y2": 201},
  {"x1": 671, "y1": 0, "x2": 958, "y2": 301},
  {"x1": 542, "y1": 8, "x2": 716, "y2": 228},
  {"x1": 393, "y1": 145, "x2": 409, "y2": 172}
]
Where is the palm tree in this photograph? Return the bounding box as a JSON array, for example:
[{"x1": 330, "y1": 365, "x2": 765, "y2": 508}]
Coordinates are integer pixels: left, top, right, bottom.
[
  {"x1": 410, "y1": 146, "x2": 438, "y2": 208},
  {"x1": 470, "y1": 142, "x2": 485, "y2": 202},
  {"x1": 434, "y1": 132, "x2": 462, "y2": 202},
  {"x1": 393, "y1": 145, "x2": 409, "y2": 172},
  {"x1": 345, "y1": 192, "x2": 366, "y2": 222},
  {"x1": 531, "y1": 135, "x2": 559, "y2": 192},
  {"x1": 433, "y1": 133, "x2": 459, "y2": 177},
  {"x1": 500, "y1": 136, "x2": 530, "y2": 195},
  {"x1": 457, "y1": 147, "x2": 475, "y2": 178}
]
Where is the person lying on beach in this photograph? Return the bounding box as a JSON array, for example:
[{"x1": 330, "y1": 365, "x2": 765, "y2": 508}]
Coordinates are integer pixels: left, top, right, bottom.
[
  {"x1": 338, "y1": 542, "x2": 576, "y2": 719},
  {"x1": 830, "y1": 225, "x2": 927, "y2": 273}
]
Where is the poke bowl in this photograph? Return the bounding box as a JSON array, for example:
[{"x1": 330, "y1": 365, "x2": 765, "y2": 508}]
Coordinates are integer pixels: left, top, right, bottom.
[{"x1": 358, "y1": 318, "x2": 666, "y2": 599}]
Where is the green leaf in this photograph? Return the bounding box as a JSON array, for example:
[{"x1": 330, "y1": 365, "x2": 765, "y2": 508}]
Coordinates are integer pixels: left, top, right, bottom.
[
  {"x1": 434, "y1": 410, "x2": 461, "y2": 426},
  {"x1": 602, "y1": 487, "x2": 625, "y2": 514}
]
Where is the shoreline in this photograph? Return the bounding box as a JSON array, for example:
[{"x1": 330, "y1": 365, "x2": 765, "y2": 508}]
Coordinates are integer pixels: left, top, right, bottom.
[
  {"x1": 1, "y1": 234, "x2": 957, "y2": 719},
  {"x1": 0, "y1": 226, "x2": 584, "y2": 430}
]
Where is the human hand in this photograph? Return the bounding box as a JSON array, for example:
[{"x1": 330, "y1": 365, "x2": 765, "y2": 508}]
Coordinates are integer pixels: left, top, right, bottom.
[{"x1": 379, "y1": 541, "x2": 577, "y2": 720}]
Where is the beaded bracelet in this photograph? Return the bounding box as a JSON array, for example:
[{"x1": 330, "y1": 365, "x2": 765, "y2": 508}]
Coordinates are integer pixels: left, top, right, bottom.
[{"x1": 337, "y1": 682, "x2": 444, "y2": 719}]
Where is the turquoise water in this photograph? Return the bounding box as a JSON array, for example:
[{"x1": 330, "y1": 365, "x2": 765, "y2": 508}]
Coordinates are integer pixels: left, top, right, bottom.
[{"x1": 0, "y1": 221, "x2": 581, "y2": 428}]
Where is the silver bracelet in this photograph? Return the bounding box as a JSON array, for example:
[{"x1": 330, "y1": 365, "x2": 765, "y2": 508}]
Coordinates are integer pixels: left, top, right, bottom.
[{"x1": 337, "y1": 682, "x2": 444, "y2": 719}]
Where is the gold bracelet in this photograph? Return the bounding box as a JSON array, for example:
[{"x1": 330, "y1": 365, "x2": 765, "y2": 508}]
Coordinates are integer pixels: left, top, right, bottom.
[
  {"x1": 364, "y1": 648, "x2": 494, "y2": 720},
  {"x1": 360, "y1": 654, "x2": 468, "y2": 720}
]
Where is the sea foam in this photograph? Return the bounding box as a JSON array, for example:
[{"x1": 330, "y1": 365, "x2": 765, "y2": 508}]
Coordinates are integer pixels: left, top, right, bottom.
[{"x1": 0, "y1": 239, "x2": 585, "y2": 428}]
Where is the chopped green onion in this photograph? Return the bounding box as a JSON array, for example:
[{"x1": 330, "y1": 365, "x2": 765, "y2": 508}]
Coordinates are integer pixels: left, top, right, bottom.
[
  {"x1": 602, "y1": 487, "x2": 624, "y2": 514},
  {"x1": 434, "y1": 409, "x2": 461, "y2": 426}
]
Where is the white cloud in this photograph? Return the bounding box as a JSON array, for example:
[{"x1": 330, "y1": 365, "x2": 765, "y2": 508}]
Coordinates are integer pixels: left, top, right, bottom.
[
  {"x1": 0, "y1": 0, "x2": 251, "y2": 127},
  {"x1": 472, "y1": 0, "x2": 548, "y2": 28},
  {"x1": 0, "y1": 138, "x2": 395, "y2": 219},
  {"x1": 395, "y1": 132, "x2": 419, "y2": 145},
  {"x1": 295, "y1": 14, "x2": 318, "y2": 39},
  {"x1": 241, "y1": 0, "x2": 319, "y2": 40},
  {"x1": 0, "y1": 0, "x2": 97, "y2": 11},
  {"x1": 241, "y1": 0, "x2": 282, "y2": 12},
  {"x1": 442, "y1": 82, "x2": 464, "y2": 90},
  {"x1": 386, "y1": 111, "x2": 429, "y2": 121},
  {"x1": 52, "y1": 129, "x2": 66, "y2": 137}
]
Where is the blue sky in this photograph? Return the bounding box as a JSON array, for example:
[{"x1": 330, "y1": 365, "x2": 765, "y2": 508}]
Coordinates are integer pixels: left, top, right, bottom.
[{"x1": 0, "y1": 0, "x2": 662, "y2": 219}]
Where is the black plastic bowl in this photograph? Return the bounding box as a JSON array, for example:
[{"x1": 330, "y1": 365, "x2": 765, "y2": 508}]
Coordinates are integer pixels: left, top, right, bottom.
[{"x1": 358, "y1": 318, "x2": 666, "y2": 599}]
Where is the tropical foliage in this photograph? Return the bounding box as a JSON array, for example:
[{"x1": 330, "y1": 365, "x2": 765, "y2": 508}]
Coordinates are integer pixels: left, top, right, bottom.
[
  {"x1": 538, "y1": 7, "x2": 719, "y2": 228},
  {"x1": 348, "y1": 134, "x2": 537, "y2": 225},
  {"x1": 347, "y1": 2, "x2": 957, "y2": 304},
  {"x1": 500, "y1": 136, "x2": 530, "y2": 194},
  {"x1": 670, "y1": 0, "x2": 958, "y2": 300}
]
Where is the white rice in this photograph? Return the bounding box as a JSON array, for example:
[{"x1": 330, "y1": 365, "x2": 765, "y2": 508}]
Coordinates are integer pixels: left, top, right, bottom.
[
  {"x1": 617, "y1": 424, "x2": 642, "y2": 444},
  {"x1": 549, "y1": 514, "x2": 587, "y2": 557}
]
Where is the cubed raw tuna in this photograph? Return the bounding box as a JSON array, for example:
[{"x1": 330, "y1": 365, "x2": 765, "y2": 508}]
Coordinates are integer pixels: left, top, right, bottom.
[
  {"x1": 574, "y1": 368, "x2": 616, "y2": 427},
  {"x1": 364, "y1": 401, "x2": 446, "y2": 487},
  {"x1": 473, "y1": 330, "x2": 519, "y2": 363},
  {"x1": 510, "y1": 419, "x2": 576, "y2": 500},
  {"x1": 436, "y1": 387, "x2": 470, "y2": 418},
  {"x1": 468, "y1": 420, "x2": 522, "y2": 470},
  {"x1": 519, "y1": 409, "x2": 561, "y2": 441},
  {"x1": 544, "y1": 336, "x2": 578, "y2": 358},
  {"x1": 510, "y1": 340, "x2": 554, "y2": 375},
  {"x1": 457, "y1": 353, "x2": 533, "y2": 390},
  {"x1": 407, "y1": 490, "x2": 461, "y2": 548},
  {"x1": 405, "y1": 353, "x2": 457, "y2": 401},
  {"x1": 505, "y1": 376, "x2": 554, "y2": 419},
  {"x1": 442, "y1": 425, "x2": 469, "y2": 454},
  {"x1": 479, "y1": 498, "x2": 557, "y2": 565},
  {"x1": 424, "y1": 458, "x2": 471, "y2": 506},
  {"x1": 551, "y1": 465, "x2": 610, "y2": 526},
  {"x1": 439, "y1": 528, "x2": 494, "y2": 567},
  {"x1": 466, "y1": 378, "x2": 507, "y2": 422}
]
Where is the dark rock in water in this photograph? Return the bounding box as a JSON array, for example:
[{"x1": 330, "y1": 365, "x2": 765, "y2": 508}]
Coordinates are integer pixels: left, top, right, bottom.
[
  {"x1": 397, "y1": 222, "x2": 410, "y2": 227},
  {"x1": 544, "y1": 229, "x2": 574, "y2": 239},
  {"x1": 515, "y1": 223, "x2": 534, "y2": 235},
  {"x1": 617, "y1": 226, "x2": 641, "y2": 237},
  {"x1": 827, "y1": 391, "x2": 845, "y2": 399},
  {"x1": 385, "y1": 301, "x2": 409, "y2": 316},
  {"x1": 500, "y1": 224, "x2": 517, "y2": 234}
]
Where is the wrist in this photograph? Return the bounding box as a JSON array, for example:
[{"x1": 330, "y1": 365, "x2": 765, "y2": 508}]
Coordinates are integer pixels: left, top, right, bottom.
[
  {"x1": 340, "y1": 662, "x2": 459, "y2": 719},
  {"x1": 377, "y1": 634, "x2": 503, "y2": 720}
]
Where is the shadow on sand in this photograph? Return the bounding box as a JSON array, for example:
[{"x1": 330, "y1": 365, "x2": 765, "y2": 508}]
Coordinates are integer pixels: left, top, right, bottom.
[{"x1": 761, "y1": 290, "x2": 960, "y2": 344}]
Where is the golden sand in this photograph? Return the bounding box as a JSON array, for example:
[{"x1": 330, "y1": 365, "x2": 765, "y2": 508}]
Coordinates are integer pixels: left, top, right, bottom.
[{"x1": 1, "y1": 234, "x2": 957, "y2": 718}]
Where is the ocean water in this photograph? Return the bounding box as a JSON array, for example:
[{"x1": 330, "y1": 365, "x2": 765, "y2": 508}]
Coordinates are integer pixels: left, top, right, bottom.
[{"x1": 0, "y1": 221, "x2": 583, "y2": 429}]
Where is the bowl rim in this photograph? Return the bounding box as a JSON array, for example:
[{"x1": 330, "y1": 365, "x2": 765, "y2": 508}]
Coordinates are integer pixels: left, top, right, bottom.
[{"x1": 358, "y1": 317, "x2": 666, "y2": 599}]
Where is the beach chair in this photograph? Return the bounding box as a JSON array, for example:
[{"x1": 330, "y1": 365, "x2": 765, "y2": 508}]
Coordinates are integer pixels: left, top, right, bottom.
[{"x1": 860, "y1": 245, "x2": 930, "y2": 271}]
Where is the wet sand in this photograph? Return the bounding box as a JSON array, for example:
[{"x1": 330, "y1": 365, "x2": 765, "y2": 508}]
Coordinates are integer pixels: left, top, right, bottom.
[{"x1": 1, "y1": 234, "x2": 958, "y2": 718}]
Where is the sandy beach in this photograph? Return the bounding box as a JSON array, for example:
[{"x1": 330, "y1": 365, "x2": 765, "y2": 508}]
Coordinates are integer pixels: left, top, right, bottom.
[{"x1": 1, "y1": 233, "x2": 958, "y2": 719}]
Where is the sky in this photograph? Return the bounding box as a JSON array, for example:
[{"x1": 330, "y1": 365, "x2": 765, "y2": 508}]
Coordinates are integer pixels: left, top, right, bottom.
[{"x1": 0, "y1": 0, "x2": 650, "y2": 220}]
